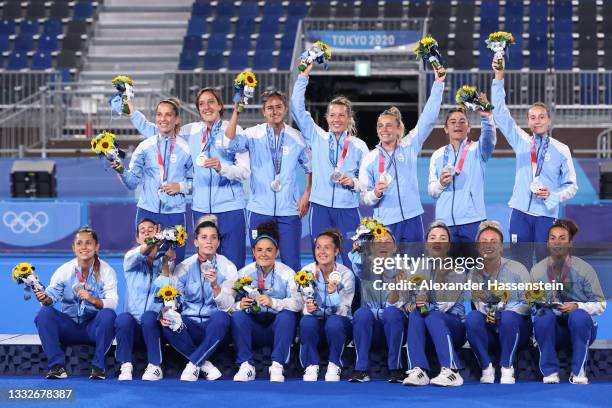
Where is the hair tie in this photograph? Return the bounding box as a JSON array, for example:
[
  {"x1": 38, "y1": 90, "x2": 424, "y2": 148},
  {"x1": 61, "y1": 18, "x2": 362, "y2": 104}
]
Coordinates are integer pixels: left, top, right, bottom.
[{"x1": 254, "y1": 234, "x2": 278, "y2": 248}]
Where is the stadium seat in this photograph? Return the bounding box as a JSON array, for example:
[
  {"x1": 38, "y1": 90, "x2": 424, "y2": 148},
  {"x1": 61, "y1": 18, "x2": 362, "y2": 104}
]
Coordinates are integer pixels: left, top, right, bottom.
[
  {"x1": 407, "y1": 0, "x2": 429, "y2": 18},
  {"x1": 0, "y1": 35, "x2": 9, "y2": 53},
  {"x1": 336, "y1": 1, "x2": 354, "y2": 18},
  {"x1": 278, "y1": 49, "x2": 293, "y2": 70},
  {"x1": 7, "y1": 51, "x2": 27, "y2": 70},
  {"x1": 280, "y1": 32, "x2": 296, "y2": 50},
  {"x1": 203, "y1": 50, "x2": 224, "y2": 70},
  {"x1": 1, "y1": 3, "x2": 22, "y2": 19},
  {"x1": 211, "y1": 18, "x2": 231, "y2": 35},
  {"x1": 309, "y1": 1, "x2": 331, "y2": 18},
  {"x1": 179, "y1": 51, "x2": 199, "y2": 70},
  {"x1": 283, "y1": 18, "x2": 300, "y2": 35},
  {"x1": 238, "y1": 1, "x2": 259, "y2": 19},
  {"x1": 56, "y1": 50, "x2": 78, "y2": 70},
  {"x1": 235, "y1": 18, "x2": 255, "y2": 35},
  {"x1": 383, "y1": 0, "x2": 403, "y2": 18},
  {"x1": 580, "y1": 73, "x2": 599, "y2": 105},
  {"x1": 38, "y1": 35, "x2": 60, "y2": 53},
  {"x1": 62, "y1": 33, "x2": 84, "y2": 52},
  {"x1": 19, "y1": 20, "x2": 39, "y2": 36},
  {"x1": 287, "y1": 1, "x2": 308, "y2": 19},
  {"x1": 43, "y1": 19, "x2": 64, "y2": 37},
  {"x1": 66, "y1": 21, "x2": 88, "y2": 36},
  {"x1": 554, "y1": 50, "x2": 572, "y2": 70},
  {"x1": 228, "y1": 50, "x2": 248, "y2": 70},
  {"x1": 207, "y1": 33, "x2": 227, "y2": 51},
  {"x1": 259, "y1": 16, "x2": 279, "y2": 35},
  {"x1": 183, "y1": 35, "x2": 203, "y2": 52},
  {"x1": 216, "y1": 0, "x2": 235, "y2": 18},
  {"x1": 529, "y1": 49, "x2": 548, "y2": 69},
  {"x1": 31, "y1": 51, "x2": 52, "y2": 70},
  {"x1": 253, "y1": 48, "x2": 273, "y2": 69},
  {"x1": 359, "y1": 0, "x2": 379, "y2": 18},
  {"x1": 186, "y1": 18, "x2": 207, "y2": 36},
  {"x1": 74, "y1": 1, "x2": 95, "y2": 20},
  {"x1": 0, "y1": 19, "x2": 16, "y2": 36},
  {"x1": 25, "y1": 1, "x2": 46, "y2": 19},
  {"x1": 263, "y1": 2, "x2": 283, "y2": 19},
  {"x1": 49, "y1": 2, "x2": 71, "y2": 19},
  {"x1": 231, "y1": 34, "x2": 251, "y2": 52},
  {"x1": 578, "y1": 48, "x2": 598, "y2": 70},
  {"x1": 13, "y1": 34, "x2": 34, "y2": 53},
  {"x1": 192, "y1": 2, "x2": 212, "y2": 18},
  {"x1": 505, "y1": 0, "x2": 523, "y2": 19},
  {"x1": 529, "y1": 0, "x2": 548, "y2": 19}
]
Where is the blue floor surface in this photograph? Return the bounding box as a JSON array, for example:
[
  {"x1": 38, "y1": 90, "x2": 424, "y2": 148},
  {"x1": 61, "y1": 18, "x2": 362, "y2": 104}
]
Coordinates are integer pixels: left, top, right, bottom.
[{"x1": 0, "y1": 378, "x2": 611, "y2": 408}]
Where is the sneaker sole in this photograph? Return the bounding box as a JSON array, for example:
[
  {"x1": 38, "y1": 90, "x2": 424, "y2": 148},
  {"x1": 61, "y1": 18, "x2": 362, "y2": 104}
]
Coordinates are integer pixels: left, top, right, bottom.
[
  {"x1": 205, "y1": 373, "x2": 222, "y2": 381},
  {"x1": 46, "y1": 374, "x2": 68, "y2": 379}
]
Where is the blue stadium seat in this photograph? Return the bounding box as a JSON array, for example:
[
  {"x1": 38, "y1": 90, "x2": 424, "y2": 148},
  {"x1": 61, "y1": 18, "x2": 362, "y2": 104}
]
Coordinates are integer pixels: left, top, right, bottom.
[
  {"x1": 239, "y1": 1, "x2": 259, "y2": 19},
  {"x1": 555, "y1": 32, "x2": 572, "y2": 53},
  {"x1": 231, "y1": 34, "x2": 251, "y2": 52},
  {"x1": 192, "y1": 2, "x2": 212, "y2": 17},
  {"x1": 284, "y1": 18, "x2": 300, "y2": 35},
  {"x1": 480, "y1": 19, "x2": 498, "y2": 36},
  {"x1": 179, "y1": 51, "x2": 199, "y2": 70},
  {"x1": 216, "y1": 0, "x2": 235, "y2": 18},
  {"x1": 7, "y1": 51, "x2": 27, "y2": 70},
  {"x1": 14, "y1": 34, "x2": 34, "y2": 52},
  {"x1": 211, "y1": 18, "x2": 231, "y2": 35},
  {"x1": 529, "y1": 17, "x2": 548, "y2": 36},
  {"x1": 207, "y1": 33, "x2": 227, "y2": 51},
  {"x1": 74, "y1": 1, "x2": 94, "y2": 20},
  {"x1": 0, "y1": 35, "x2": 9, "y2": 53},
  {"x1": 505, "y1": 16, "x2": 522, "y2": 34},
  {"x1": 38, "y1": 34, "x2": 59, "y2": 52},
  {"x1": 43, "y1": 19, "x2": 63, "y2": 37},
  {"x1": 580, "y1": 73, "x2": 599, "y2": 105},
  {"x1": 554, "y1": 50, "x2": 572, "y2": 70},
  {"x1": 529, "y1": 49, "x2": 548, "y2": 69},
  {"x1": 19, "y1": 20, "x2": 39, "y2": 36},
  {"x1": 554, "y1": 18, "x2": 572, "y2": 34},
  {"x1": 0, "y1": 19, "x2": 16, "y2": 36},
  {"x1": 256, "y1": 33, "x2": 275, "y2": 50},
  {"x1": 263, "y1": 2, "x2": 283, "y2": 19},
  {"x1": 253, "y1": 48, "x2": 273, "y2": 69},
  {"x1": 506, "y1": 44, "x2": 523, "y2": 70},
  {"x1": 183, "y1": 35, "x2": 203, "y2": 52},
  {"x1": 228, "y1": 51, "x2": 248, "y2": 70},
  {"x1": 235, "y1": 18, "x2": 255, "y2": 35},
  {"x1": 529, "y1": 0, "x2": 548, "y2": 19},
  {"x1": 529, "y1": 34, "x2": 547, "y2": 52},
  {"x1": 505, "y1": 0, "x2": 523, "y2": 19},
  {"x1": 31, "y1": 51, "x2": 52, "y2": 70},
  {"x1": 278, "y1": 49, "x2": 292, "y2": 70},
  {"x1": 605, "y1": 74, "x2": 612, "y2": 104},
  {"x1": 260, "y1": 16, "x2": 279, "y2": 35},
  {"x1": 203, "y1": 50, "x2": 224, "y2": 69},
  {"x1": 186, "y1": 18, "x2": 207, "y2": 36},
  {"x1": 480, "y1": 0, "x2": 499, "y2": 19},
  {"x1": 280, "y1": 33, "x2": 296, "y2": 50},
  {"x1": 478, "y1": 43, "x2": 491, "y2": 70},
  {"x1": 554, "y1": 0, "x2": 572, "y2": 19},
  {"x1": 287, "y1": 2, "x2": 308, "y2": 18}
]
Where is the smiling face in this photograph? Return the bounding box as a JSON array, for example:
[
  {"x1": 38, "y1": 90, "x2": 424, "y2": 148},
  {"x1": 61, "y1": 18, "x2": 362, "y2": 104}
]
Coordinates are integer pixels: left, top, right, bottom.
[
  {"x1": 527, "y1": 105, "x2": 552, "y2": 135},
  {"x1": 136, "y1": 220, "x2": 156, "y2": 245},
  {"x1": 372, "y1": 231, "x2": 396, "y2": 258},
  {"x1": 326, "y1": 103, "x2": 350, "y2": 135},
  {"x1": 194, "y1": 226, "x2": 220, "y2": 258},
  {"x1": 314, "y1": 235, "x2": 340, "y2": 267},
  {"x1": 253, "y1": 238, "x2": 278, "y2": 269},
  {"x1": 426, "y1": 227, "x2": 451, "y2": 257},
  {"x1": 262, "y1": 95, "x2": 287, "y2": 127},
  {"x1": 197, "y1": 91, "x2": 223, "y2": 124},
  {"x1": 377, "y1": 114, "x2": 401, "y2": 146},
  {"x1": 548, "y1": 226, "x2": 572, "y2": 258},
  {"x1": 155, "y1": 102, "x2": 179, "y2": 136},
  {"x1": 73, "y1": 231, "x2": 100, "y2": 263},
  {"x1": 444, "y1": 111, "x2": 470, "y2": 143},
  {"x1": 478, "y1": 229, "x2": 503, "y2": 260}
]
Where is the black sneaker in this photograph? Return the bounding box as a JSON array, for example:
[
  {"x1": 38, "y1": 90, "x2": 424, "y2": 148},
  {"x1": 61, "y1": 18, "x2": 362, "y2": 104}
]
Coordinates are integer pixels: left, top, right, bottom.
[
  {"x1": 89, "y1": 366, "x2": 106, "y2": 380},
  {"x1": 46, "y1": 365, "x2": 67, "y2": 379},
  {"x1": 388, "y1": 369, "x2": 405, "y2": 383},
  {"x1": 348, "y1": 370, "x2": 370, "y2": 383}
]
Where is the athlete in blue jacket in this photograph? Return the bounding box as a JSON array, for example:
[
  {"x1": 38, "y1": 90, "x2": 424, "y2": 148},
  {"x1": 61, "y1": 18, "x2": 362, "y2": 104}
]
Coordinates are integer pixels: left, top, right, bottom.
[
  {"x1": 35, "y1": 227, "x2": 117, "y2": 380},
  {"x1": 225, "y1": 90, "x2": 312, "y2": 271},
  {"x1": 291, "y1": 64, "x2": 369, "y2": 266},
  {"x1": 491, "y1": 57, "x2": 578, "y2": 267},
  {"x1": 429, "y1": 105, "x2": 496, "y2": 243},
  {"x1": 359, "y1": 66, "x2": 446, "y2": 243},
  {"x1": 127, "y1": 88, "x2": 250, "y2": 269},
  {"x1": 112, "y1": 98, "x2": 193, "y2": 263}
]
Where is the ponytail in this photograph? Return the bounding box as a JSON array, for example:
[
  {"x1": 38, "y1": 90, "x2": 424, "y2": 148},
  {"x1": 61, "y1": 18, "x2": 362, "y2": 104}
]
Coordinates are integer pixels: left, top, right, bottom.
[
  {"x1": 327, "y1": 96, "x2": 357, "y2": 137},
  {"x1": 378, "y1": 106, "x2": 405, "y2": 140}
]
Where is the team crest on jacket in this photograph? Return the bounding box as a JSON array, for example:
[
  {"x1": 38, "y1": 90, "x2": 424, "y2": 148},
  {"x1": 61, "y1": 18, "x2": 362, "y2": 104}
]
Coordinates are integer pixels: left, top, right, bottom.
[
  {"x1": 544, "y1": 153, "x2": 551, "y2": 161},
  {"x1": 283, "y1": 145, "x2": 289, "y2": 155},
  {"x1": 170, "y1": 154, "x2": 177, "y2": 163},
  {"x1": 397, "y1": 153, "x2": 405, "y2": 162}
]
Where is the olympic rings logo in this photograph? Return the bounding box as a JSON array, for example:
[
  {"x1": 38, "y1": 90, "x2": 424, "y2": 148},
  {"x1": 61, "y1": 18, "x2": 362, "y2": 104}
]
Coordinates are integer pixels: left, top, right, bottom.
[{"x1": 2, "y1": 211, "x2": 49, "y2": 234}]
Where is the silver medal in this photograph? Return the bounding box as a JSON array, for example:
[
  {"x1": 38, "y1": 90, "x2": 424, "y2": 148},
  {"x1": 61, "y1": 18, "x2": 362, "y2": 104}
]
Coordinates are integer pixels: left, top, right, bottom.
[
  {"x1": 270, "y1": 178, "x2": 282, "y2": 192},
  {"x1": 195, "y1": 153, "x2": 207, "y2": 167},
  {"x1": 442, "y1": 164, "x2": 456, "y2": 176},
  {"x1": 379, "y1": 172, "x2": 392, "y2": 185},
  {"x1": 329, "y1": 271, "x2": 341, "y2": 284},
  {"x1": 330, "y1": 170, "x2": 342, "y2": 183},
  {"x1": 530, "y1": 176, "x2": 545, "y2": 194}
]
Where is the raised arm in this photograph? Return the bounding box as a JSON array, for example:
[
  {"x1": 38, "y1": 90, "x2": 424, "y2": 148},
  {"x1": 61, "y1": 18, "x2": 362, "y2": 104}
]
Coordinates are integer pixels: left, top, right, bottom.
[
  {"x1": 290, "y1": 66, "x2": 324, "y2": 145},
  {"x1": 491, "y1": 57, "x2": 525, "y2": 150}
]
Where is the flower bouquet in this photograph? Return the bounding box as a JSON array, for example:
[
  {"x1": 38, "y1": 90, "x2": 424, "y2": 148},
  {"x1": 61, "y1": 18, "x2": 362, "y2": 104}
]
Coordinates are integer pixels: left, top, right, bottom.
[
  {"x1": 232, "y1": 276, "x2": 262, "y2": 314},
  {"x1": 351, "y1": 217, "x2": 387, "y2": 242},
  {"x1": 233, "y1": 70, "x2": 258, "y2": 113},
  {"x1": 11, "y1": 262, "x2": 45, "y2": 301},
  {"x1": 144, "y1": 224, "x2": 187, "y2": 259},
  {"x1": 413, "y1": 36, "x2": 444, "y2": 71},
  {"x1": 90, "y1": 131, "x2": 126, "y2": 162},
  {"x1": 485, "y1": 288, "x2": 510, "y2": 324},
  {"x1": 298, "y1": 40, "x2": 331, "y2": 71},
  {"x1": 455, "y1": 85, "x2": 494, "y2": 112},
  {"x1": 295, "y1": 270, "x2": 316, "y2": 300},
  {"x1": 410, "y1": 274, "x2": 429, "y2": 314},
  {"x1": 486, "y1": 31, "x2": 515, "y2": 70},
  {"x1": 111, "y1": 75, "x2": 134, "y2": 115},
  {"x1": 156, "y1": 285, "x2": 183, "y2": 331}
]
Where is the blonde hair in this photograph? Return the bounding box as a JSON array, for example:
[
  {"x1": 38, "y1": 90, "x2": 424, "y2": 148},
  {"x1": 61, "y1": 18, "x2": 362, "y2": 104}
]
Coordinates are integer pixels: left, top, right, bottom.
[
  {"x1": 157, "y1": 97, "x2": 182, "y2": 134},
  {"x1": 476, "y1": 220, "x2": 504, "y2": 241},
  {"x1": 528, "y1": 101, "x2": 552, "y2": 118},
  {"x1": 378, "y1": 106, "x2": 405, "y2": 140},
  {"x1": 327, "y1": 96, "x2": 357, "y2": 137}
]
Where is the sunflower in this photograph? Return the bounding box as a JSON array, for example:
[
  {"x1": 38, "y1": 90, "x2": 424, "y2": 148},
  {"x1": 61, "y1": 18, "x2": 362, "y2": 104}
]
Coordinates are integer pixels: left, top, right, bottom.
[
  {"x1": 366, "y1": 221, "x2": 377, "y2": 231},
  {"x1": 239, "y1": 276, "x2": 253, "y2": 285},
  {"x1": 12, "y1": 262, "x2": 33, "y2": 280},
  {"x1": 101, "y1": 131, "x2": 116, "y2": 142},
  {"x1": 461, "y1": 85, "x2": 476, "y2": 94},
  {"x1": 158, "y1": 285, "x2": 178, "y2": 301},
  {"x1": 413, "y1": 36, "x2": 438, "y2": 55},
  {"x1": 488, "y1": 31, "x2": 515, "y2": 44},
  {"x1": 410, "y1": 274, "x2": 425, "y2": 285},
  {"x1": 97, "y1": 136, "x2": 113, "y2": 153},
  {"x1": 373, "y1": 225, "x2": 386, "y2": 239},
  {"x1": 361, "y1": 217, "x2": 368, "y2": 225},
  {"x1": 500, "y1": 290, "x2": 510, "y2": 303},
  {"x1": 233, "y1": 71, "x2": 245, "y2": 86},
  {"x1": 243, "y1": 71, "x2": 257, "y2": 87},
  {"x1": 111, "y1": 75, "x2": 134, "y2": 87},
  {"x1": 90, "y1": 137, "x2": 98, "y2": 152},
  {"x1": 175, "y1": 226, "x2": 187, "y2": 246},
  {"x1": 315, "y1": 41, "x2": 332, "y2": 61},
  {"x1": 295, "y1": 271, "x2": 311, "y2": 286}
]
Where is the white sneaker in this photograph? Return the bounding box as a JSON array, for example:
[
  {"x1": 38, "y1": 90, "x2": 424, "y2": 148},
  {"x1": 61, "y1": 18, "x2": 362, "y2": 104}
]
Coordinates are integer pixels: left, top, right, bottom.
[
  {"x1": 569, "y1": 373, "x2": 589, "y2": 385},
  {"x1": 118, "y1": 362, "x2": 133, "y2": 381},
  {"x1": 500, "y1": 366, "x2": 515, "y2": 384},
  {"x1": 303, "y1": 365, "x2": 319, "y2": 382},
  {"x1": 180, "y1": 362, "x2": 200, "y2": 382},
  {"x1": 201, "y1": 360, "x2": 222, "y2": 381},
  {"x1": 269, "y1": 361, "x2": 284, "y2": 382},
  {"x1": 324, "y1": 362, "x2": 341, "y2": 382},
  {"x1": 480, "y1": 363, "x2": 495, "y2": 384},
  {"x1": 430, "y1": 367, "x2": 463, "y2": 387},
  {"x1": 543, "y1": 372, "x2": 560, "y2": 384},
  {"x1": 402, "y1": 367, "x2": 429, "y2": 386},
  {"x1": 141, "y1": 364, "x2": 163, "y2": 381},
  {"x1": 233, "y1": 362, "x2": 256, "y2": 382}
]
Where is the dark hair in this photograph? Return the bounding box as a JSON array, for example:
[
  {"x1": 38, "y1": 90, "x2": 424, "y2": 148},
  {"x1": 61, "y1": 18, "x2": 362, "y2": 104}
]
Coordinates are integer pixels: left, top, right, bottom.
[
  {"x1": 74, "y1": 226, "x2": 100, "y2": 282},
  {"x1": 136, "y1": 218, "x2": 157, "y2": 239},
  {"x1": 444, "y1": 108, "x2": 469, "y2": 127},
  {"x1": 194, "y1": 220, "x2": 220, "y2": 239},
  {"x1": 195, "y1": 87, "x2": 224, "y2": 117},
  {"x1": 254, "y1": 221, "x2": 280, "y2": 248},
  {"x1": 315, "y1": 228, "x2": 344, "y2": 250},
  {"x1": 261, "y1": 90, "x2": 288, "y2": 108},
  {"x1": 426, "y1": 220, "x2": 452, "y2": 242},
  {"x1": 549, "y1": 218, "x2": 578, "y2": 241}
]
